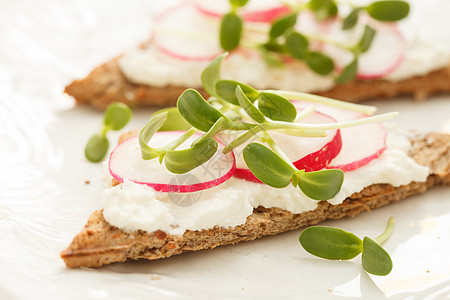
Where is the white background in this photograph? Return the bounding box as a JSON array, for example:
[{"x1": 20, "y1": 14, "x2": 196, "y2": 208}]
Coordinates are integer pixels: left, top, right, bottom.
[{"x1": 1, "y1": 0, "x2": 450, "y2": 299}]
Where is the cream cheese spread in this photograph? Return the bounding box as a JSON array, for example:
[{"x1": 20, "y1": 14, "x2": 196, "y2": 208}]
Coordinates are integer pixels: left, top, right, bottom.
[
  {"x1": 101, "y1": 130, "x2": 429, "y2": 235},
  {"x1": 118, "y1": 0, "x2": 450, "y2": 92}
]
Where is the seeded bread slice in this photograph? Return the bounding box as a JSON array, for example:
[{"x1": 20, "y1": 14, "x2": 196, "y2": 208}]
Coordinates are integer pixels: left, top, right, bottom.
[
  {"x1": 64, "y1": 56, "x2": 450, "y2": 110},
  {"x1": 61, "y1": 132, "x2": 450, "y2": 268}
]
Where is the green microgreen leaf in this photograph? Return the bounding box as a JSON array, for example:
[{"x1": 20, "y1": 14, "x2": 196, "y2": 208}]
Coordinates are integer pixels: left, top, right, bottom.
[
  {"x1": 295, "y1": 169, "x2": 344, "y2": 200},
  {"x1": 305, "y1": 51, "x2": 334, "y2": 75},
  {"x1": 230, "y1": 0, "x2": 249, "y2": 8},
  {"x1": 201, "y1": 52, "x2": 227, "y2": 96},
  {"x1": 151, "y1": 107, "x2": 191, "y2": 131},
  {"x1": 192, "y1": 117, "x2": 229, "y2": 146},
  {"x1": 285, "y1": 31, "x2": 309, "y2": 60},
  {"x1": 299, "y1": 226, "x2": 363, "y2": 260},
  {"x1": 103, "y1": 102, "x2": 132, "y2": 131},
  {"x1": 215, "y1": 79, "x2": 260, "y2": 105},
  {"x1": 235, "y1": 86, "x2": 266, "y2": 123},
  {"x1": 139, "y1": 113, "x2": 167, "y2": 160},
  {"x1": 262, "y1": 40, "x2": 287, "y2": 54},
  {"x1": 85, "y1": 102, "x2": 132, "y2": 163},
  {"x1": 365, "y1": 0, "x2": 409, "y2": 21},
  {"x1": 335, "y1": 58, "x2": 358, "y2": 84},
  {"x1": 220, "y1": 12, "x2": 243, "y2": 51},
  {"x1": 307, "y1": 0, "x2": 338, "y2": 20},
  {"x1": 243, "y1": 142, "x2": 296, "y2": 188},
  {"x1": 164, "y1": 138, "x2": 218, "y2": 174},
  {"x1": 222, "y1": 124, "x2": 263, "y2": 153},
  {"x1": 259, "y1": 47, "x2": 285, "y2": 68},
  {"x1": 258, "y1": 92, "x2": 297, "y2": 122},
  {"x1": 361, "y1": 237, "x2": 393, "y2": 276},
  {"x1": 269, "y1": 12, "x2": 298, "y2": 39},
  {"x1": 85, "y1": 134, "x2": 109, "y2": 162},
  {"x1": 342, "y1": 8, "x2": 361, "y2": 30},
  {"x1": 177, "y1": 89, "x2": 226, "y2": 132},
  {"x1": 358, "y1": 25, "x2": 376, "y2": 54}
]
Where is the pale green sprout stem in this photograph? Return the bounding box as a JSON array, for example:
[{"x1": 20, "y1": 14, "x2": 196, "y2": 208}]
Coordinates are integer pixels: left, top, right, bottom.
[
  {"x1": 265, "y1": 90, "x2": 377, "y2": 115},
  {"x1": 222, "y1": 123, "x2": 326, "y2": 154},
  {"x1": 303, "y1": 33, "x2": 353, "y2": 50},
  {"x1": 374, "y1": 217, "x2": 395, "y2": 245},
  {"x1": 223, "y1": 125, "x2": 265, "y2": 153},
  {"x1": 164, "y1": 128, "x2": 198, "y2": 152},
  {"x1": 192, "y1": 117, "x2": 229, "y2": 146},
  {"x1": 262, "y1": 131, "x2": 297, "y2": 169},
  {"x1": 294, "y1": 104, "x2": 315, "y2": 122},
  {"x1": 100, "y1": 126, "x2": 109, "y2": 137},
  {"x1": 267, "y1": 111, "x2": 398, "y2": 131}
]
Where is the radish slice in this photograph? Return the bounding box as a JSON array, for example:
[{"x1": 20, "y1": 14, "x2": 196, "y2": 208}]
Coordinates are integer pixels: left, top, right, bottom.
[
  {"x1": 323, "y1": 18, "x2": 405, "y2": 79},
  {"x1": 291, "y1": 101, "x2": 387, "y2": 171},
  {"x1": 109, "y1": 132, "x2": 235, "y2": 193},
  {"x1": 220, "y1": 110, "x2": 342, "y2": 183},
  {"x1": 153, "y1": 4, "x2": 222, "y2": 61},
  {"x1": 195, "y1": 0, "x2": 291, "y2": 23},
  {"x1": 326, "y1": 122, "x2": 386, "y2": 171}
]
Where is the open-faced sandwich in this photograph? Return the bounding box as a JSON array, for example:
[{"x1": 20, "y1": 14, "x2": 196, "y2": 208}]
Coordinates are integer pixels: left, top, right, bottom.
[
  {"x1": 65, "y1": 0, "x2": 450, "y2": 109},
  {"x1": 61, "y1": 54, "x2": 450, "y2": 272}
]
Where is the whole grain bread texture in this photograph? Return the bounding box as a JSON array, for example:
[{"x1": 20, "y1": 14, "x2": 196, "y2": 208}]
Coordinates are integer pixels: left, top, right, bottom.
[
  {"x1": 61, "y1": 132, "x2": 450, "y2": 268},
  {"x1": 64, "y1": 55, "x2": 450, "y2": 110}
]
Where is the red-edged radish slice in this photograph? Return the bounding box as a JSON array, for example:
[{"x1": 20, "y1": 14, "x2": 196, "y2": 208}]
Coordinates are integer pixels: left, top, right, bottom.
[
  {"x1": 323, "y1": 18, "x2": 405, "y2": 79},
  {"x1": 221, "y1": 110, "x2": 342, "y2": 183},
  {"x1": 109, "y1": 132, "x2": 236, "y2": 193},
  {"x1": 291, "y1": 100, "x2": 387, "y2": 171},
  {"x1": 195, "y1": 0, "x2": 291, "y2": 23},
  {"x1": 153, "y1": 4, "x2": 222, "y2": 61},
  {"x1": 326, "y1": 122, "x2": 386, "y2": 171}
]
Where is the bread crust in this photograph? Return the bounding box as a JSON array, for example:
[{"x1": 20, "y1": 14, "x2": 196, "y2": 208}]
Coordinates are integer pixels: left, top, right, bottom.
[
  {"x1": 61, "y1": 132, "x2": 450, "y2": 268},
  {"x1": 64, "y1": 55, "x2": 450, "y2": 110}
]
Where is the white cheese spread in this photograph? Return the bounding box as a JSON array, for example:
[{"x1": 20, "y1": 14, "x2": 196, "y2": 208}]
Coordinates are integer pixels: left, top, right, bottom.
[
  {"x1": 102, "y1": 131, "x2": 429, "y2": 235},
  {"x1": 118, "y1": 0, "x2": 450, "y2": 92}
]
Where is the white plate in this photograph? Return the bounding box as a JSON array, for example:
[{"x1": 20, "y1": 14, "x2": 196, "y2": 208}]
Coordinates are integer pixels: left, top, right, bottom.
[{"x1": 1, "y1": 0, "x2": 450, "y2": 299}]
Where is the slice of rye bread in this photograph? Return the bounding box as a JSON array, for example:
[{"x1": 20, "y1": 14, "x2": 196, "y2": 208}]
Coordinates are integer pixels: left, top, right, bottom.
[
  {"x1": 61, "y1": 132, "x2": 450, "y2": 268},
  {"x1": 64, "y1": 56, "x2": 450, "y2": 110}
]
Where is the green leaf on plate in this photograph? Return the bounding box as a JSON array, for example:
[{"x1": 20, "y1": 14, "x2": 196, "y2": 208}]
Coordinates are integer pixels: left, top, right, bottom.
[
  {"x1": 299, "y1": 226, "x2": 363, "y2": 260},
  {"x1": 85, "y1": 134, "x2": 109, "y2": 162},
  {"x1": 103, "y1": 102, "x2": 132, "y2": 131},
  {"x1": 362, "y1": 236, "x2": 393, "y2": 276}
]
